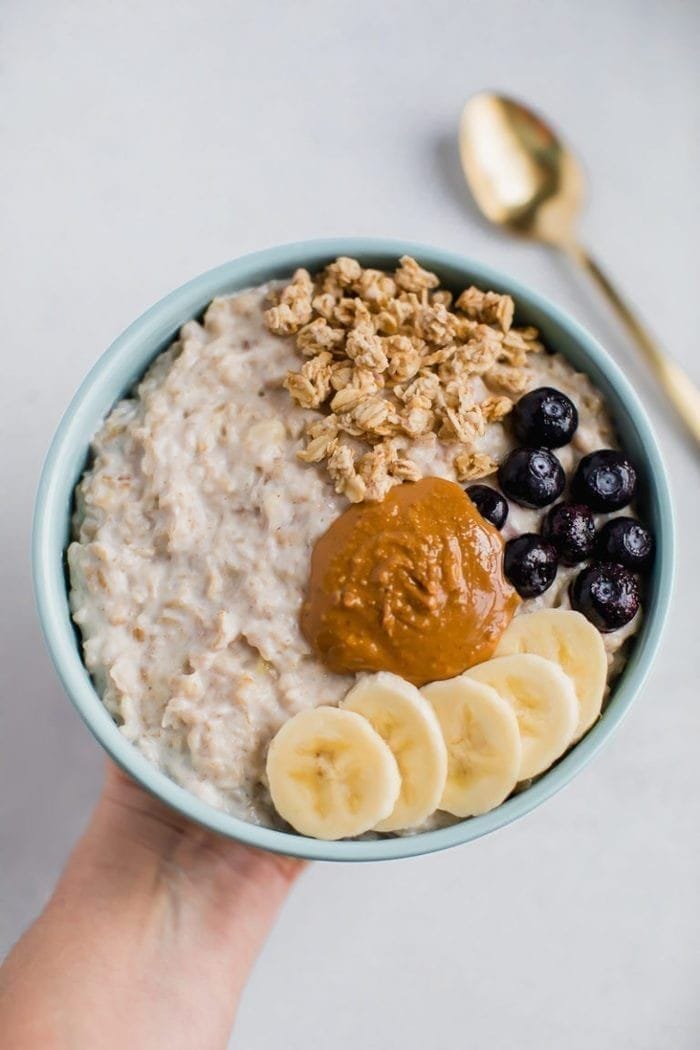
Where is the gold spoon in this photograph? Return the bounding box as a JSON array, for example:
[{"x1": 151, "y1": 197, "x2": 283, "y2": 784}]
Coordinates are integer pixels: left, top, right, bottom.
[{"x1": 459, "y1": 92, "x2": 700, "y2": 447}]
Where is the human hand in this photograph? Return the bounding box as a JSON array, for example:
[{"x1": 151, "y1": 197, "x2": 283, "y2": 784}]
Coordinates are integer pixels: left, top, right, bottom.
[{"x1": 0, "y1": 763, "x2": 305, "y2": 1049}]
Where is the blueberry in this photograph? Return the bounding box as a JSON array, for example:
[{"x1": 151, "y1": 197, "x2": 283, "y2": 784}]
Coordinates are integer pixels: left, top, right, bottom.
[
  {"x1": 597, "y1": 516, "x2": 654, "y2": 572},
  {"x1": 512, "y1": 387, "x2": 578, "y2": 448},
  {"x1": 570, "y1": 561, "x2": 640, "y2": 632},
  {"x1": 504, "y1": 534, "x2": 558, "y2": 598},
  {"x1": 542, "y1": 502, "x2": 596, "y2": 566},
  {"x1": 466, "y1": 484, "x2": 508, "y2": 530},
  {"x1": 571, "y1": 450, "x2": 637, "y2": 512},
  {"x1": 498, "y1": 447, "x2": 565, "y2": 508}
]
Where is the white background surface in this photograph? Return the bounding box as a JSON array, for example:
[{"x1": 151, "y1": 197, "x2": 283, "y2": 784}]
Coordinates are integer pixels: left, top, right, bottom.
[{"x1": 2, "y1": 2, "x2": 699, "y2": 1047}]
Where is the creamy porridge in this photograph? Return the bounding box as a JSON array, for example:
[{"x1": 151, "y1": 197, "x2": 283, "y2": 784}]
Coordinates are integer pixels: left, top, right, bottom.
[{"x1": 68, "y1": 259, "x2": 649, "y2": 835}]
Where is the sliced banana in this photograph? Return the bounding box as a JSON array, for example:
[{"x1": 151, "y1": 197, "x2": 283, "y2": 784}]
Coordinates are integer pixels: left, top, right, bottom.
[
  {"x1": 266, "y1": 707, "x2": 400, "y2": 840},
  {"x1": 422, "y1": 676, "x2": 521, "y2": 817},
  {"x1": 466, "y1": 653, "x2": 578, "y2": 780},
  {"x1": 496, "y1": 609, "x2": 607, "y2": 740},
  {"x1": 342, "y1": 672, "x2": 448, "y2": 832}
]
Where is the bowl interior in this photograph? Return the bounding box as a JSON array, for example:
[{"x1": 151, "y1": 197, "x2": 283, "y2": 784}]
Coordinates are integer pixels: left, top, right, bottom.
[{"x1": 33, "y1": 238, "x2": 674, "y2": 861}]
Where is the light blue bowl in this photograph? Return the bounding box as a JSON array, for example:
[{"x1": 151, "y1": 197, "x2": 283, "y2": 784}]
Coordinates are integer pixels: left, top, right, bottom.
[{"x1": 32, "y1": 239, "x2": 674, "y2": 861}]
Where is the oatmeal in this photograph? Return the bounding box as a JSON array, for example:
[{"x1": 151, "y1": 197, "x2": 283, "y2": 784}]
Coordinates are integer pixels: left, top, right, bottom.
[{"x1": 68, "y1": 259, "x2": 646, "y2": 833}]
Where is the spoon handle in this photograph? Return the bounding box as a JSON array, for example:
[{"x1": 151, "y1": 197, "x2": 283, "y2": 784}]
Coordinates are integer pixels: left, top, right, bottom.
[{"x1": 564, "y1": 243, "x2": 700, "y2": 447}]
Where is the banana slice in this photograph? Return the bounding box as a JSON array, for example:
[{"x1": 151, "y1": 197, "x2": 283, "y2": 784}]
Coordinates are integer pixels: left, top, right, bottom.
[
  {"x1": 266, "y1": 707, "x2": 400, "y2": 840},
  {"x1": 466, "y1": 653, "x2": 578, "y2": 780},
  {"x1": 422, "y1": 677, "x2": 521, "y2": 817},
  {"x1": 496, "y1": 609, "x2": 607, "y2": 740},
  {"x1": 342, "y1": 672, "x2": 448, "y2": 832}
]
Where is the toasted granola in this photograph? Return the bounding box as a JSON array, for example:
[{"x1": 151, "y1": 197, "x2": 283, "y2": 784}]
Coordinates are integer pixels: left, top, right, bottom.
[
  {"x1": 264, "y1": 256, "x2": 542, "y2": 501},
  {"x1": 454, "y1": 451, "x2": 499, "y2": 482}
]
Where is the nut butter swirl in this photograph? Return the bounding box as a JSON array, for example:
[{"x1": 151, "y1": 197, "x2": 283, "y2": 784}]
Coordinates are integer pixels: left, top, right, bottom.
[{"x1": 301, "y1": 477, "x2": 519, "y2": 686}]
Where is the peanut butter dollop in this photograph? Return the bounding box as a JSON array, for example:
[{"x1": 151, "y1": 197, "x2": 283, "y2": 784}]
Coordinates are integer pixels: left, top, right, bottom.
[{"x1": 301, "y1": 477, "x2": 520, "y2": 686}]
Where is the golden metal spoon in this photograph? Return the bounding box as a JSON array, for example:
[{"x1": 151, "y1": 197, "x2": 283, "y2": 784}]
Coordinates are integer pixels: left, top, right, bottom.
[{"x1": 459, "y1": 92, "x2": 700, "y2": 446}]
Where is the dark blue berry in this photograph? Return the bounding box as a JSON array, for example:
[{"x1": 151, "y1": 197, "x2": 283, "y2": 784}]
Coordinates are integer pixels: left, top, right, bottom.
[
  {"x1": 542, "y1": 502, "x2": 596, "y2": 566},
  {"x1": 597, "y1": 517, "x2": 654, "y2": 572},
  {"x1": 512, "y1": 387, "x2": 578, "y2": 448},
  {"x1": 570, "y1": 561, "x2": 640, "y2": 632},
  {"x1": 498, "y1": 447, "x2": 565, "y2": 509},
  {"x1": 504, "y1": 534, "x2": 558, "y2": 598},
  {"x1": 466, "y1": 484, "x2": 508, "y2": 530},
  {"x1": 571, "y1": 450, "x2": 637, "y2": 512}
]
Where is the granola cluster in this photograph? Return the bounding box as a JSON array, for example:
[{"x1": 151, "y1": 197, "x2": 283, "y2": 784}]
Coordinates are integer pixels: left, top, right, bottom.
[{"x1": 264, "y1": 256, "x2": 543, "y2": 502}]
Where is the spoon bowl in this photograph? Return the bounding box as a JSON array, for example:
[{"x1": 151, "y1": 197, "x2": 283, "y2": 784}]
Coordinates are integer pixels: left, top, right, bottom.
[{"x1": 459, "y1": 93, "x2": 584, "y2": 245}]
